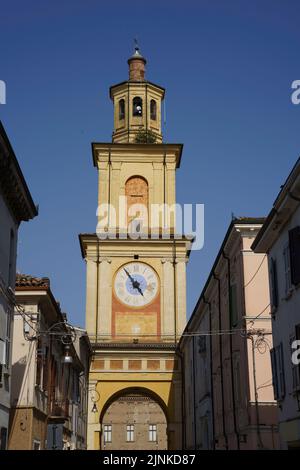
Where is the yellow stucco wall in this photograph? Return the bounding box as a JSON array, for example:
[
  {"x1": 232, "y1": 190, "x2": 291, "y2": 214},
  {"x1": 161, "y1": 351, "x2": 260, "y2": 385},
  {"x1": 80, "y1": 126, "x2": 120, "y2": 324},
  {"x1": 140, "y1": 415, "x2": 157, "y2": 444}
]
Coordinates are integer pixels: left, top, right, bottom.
[{"x1": 87, "y1": 361, "x2": 183, "y2": 450}]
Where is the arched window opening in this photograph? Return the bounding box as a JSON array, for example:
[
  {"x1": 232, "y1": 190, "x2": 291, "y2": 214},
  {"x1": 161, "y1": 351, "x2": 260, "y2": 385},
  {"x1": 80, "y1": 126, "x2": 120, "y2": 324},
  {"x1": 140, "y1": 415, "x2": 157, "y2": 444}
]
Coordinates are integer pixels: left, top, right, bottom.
[
  {"x1": 125, "y1": 176, "x2": 148, "y2": 232},
  {"x1": 150, "y1": 100, "x2": 157, "y2": 120},
  {"x1": 119, "y1": 99, "x2": 125, "y2": 120},
  {"x1": 133, "y1": 97, "x2": 143, "y2": 117}
]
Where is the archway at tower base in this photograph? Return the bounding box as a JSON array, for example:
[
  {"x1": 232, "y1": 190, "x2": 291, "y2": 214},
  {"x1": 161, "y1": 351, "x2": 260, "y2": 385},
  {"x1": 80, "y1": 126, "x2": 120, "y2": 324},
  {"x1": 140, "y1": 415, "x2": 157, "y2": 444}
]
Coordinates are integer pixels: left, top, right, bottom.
[{"x1": 100, "y1": 388, "x2": 168, "y2": 450}]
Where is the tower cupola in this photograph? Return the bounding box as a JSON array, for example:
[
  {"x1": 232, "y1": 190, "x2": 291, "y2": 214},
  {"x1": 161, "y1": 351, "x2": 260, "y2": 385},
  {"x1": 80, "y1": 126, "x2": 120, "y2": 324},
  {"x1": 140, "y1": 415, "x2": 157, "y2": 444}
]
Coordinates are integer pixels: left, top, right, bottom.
[{"x1": 110, "y1": 42, "x2": 165, "y2": 143}]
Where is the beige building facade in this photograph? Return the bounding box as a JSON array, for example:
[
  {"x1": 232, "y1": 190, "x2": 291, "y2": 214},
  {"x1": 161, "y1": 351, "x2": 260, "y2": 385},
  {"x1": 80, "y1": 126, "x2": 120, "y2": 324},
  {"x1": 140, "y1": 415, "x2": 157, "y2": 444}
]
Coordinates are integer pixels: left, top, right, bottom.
[
  {"x1": 8, "y1": 275, "x2": 91, "y2": 450},
  {"x1": 80, "y1": 46, "x2": 191, "y2": 450},
  {"x1": 180, "y1": 218, "x2": 280, "y2": 450},
  {"x1": 0, "y1": 122, "x2": 37, "y2": 449}
]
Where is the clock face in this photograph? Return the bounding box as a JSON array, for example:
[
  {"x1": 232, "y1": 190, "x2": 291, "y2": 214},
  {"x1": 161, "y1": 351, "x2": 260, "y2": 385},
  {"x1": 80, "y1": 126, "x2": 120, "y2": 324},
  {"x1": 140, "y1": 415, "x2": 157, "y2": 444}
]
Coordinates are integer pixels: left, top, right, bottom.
[{"x1": 114, "y1": 262, "x2": 159, "y2": 308}]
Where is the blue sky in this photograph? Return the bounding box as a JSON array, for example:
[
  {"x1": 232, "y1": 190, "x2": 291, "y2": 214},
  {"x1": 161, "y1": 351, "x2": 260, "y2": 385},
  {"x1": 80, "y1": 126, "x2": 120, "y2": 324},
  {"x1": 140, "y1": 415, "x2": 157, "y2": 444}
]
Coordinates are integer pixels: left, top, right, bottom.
[{"x1": 1, "y1": 0, "x2": 300, "y2": 326}]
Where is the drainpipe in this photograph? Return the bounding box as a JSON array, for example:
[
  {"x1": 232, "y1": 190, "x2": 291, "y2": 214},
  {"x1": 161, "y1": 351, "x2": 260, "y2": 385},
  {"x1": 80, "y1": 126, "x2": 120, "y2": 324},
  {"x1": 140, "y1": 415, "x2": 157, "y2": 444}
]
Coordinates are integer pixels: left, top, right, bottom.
[
  {"x1": 192, "y1": 335, "x2": 197, "y2": 449},
  {"x1": 223, "y1": 251, "x2": 240, "y2": 449},
  {"x1": 172, "y1": 239, "x2": 177, "y2": 344},
  {"x1": 203, "y1": 297, "x2": 215, "y2": 450},
  {"x1": 213, "y1": 273, "x2": 228, "y2": 450},
  {"x1": 95, "y1": 240, "x2": 99, "y2": 344},
  {"x1": 176, "y1": 348, "x2": 186, "y2": 450},
  {"x1": 247, "y1": 333, "x2": 264, "y2": 449}
]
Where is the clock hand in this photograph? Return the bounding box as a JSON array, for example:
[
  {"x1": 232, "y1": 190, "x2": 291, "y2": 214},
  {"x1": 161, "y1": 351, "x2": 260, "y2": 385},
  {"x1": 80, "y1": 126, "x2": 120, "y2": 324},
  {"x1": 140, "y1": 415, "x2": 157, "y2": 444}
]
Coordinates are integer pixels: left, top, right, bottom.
[
  {"x1": 135, "y1": 284, "x2": 144, "y2": 297},
  {"x1": 124, "y1": 268, "x2": 135, "y2": 284},
  {"x1": 124, "y1": 268, "x2": 144, "y2": 297}
]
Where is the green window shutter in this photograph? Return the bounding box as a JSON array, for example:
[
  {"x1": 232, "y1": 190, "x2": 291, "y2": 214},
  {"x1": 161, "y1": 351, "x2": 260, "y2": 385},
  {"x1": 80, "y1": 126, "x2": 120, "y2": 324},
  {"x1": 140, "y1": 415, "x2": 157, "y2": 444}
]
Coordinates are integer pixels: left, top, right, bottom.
[
  {"x1": 289, "y1": 227, "x2": 300, "y2": 286},
  {"x1": 270, "y1": 258, "x2": 279, "y2": 309},
  {"x1": 270, "y1": 348, "x2": 279, "y2": 400}
]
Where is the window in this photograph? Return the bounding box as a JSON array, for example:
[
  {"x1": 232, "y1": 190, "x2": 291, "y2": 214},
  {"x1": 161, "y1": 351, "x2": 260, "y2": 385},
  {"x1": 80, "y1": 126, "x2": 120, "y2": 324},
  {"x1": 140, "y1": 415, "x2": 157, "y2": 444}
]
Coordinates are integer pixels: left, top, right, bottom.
[
  {"x1": 5, "y1": 308, "x2": 12, "y2": 369},
  {"x1": 283, "y1": 243, "x2": 292, "y2": 295},
  {"x1": 35, "y1": 338, "x2": 43, "y2": 386},
  {"x1": 104, "y1": 425, "x2": 112, "y2": 443},
  {"x1": 119, "y1": 99, "x2": 125, "y2": 120},
  {"x1": 233, "y1": 354, "x2": 242, "y2": 407},
  {"x1": 132, "y1": 97, "x2": 142, "y2": 116},
  {"x1": 270, "y1": 343, "x2": 285, "y2": 400},
  {"x1": 289, "y1": 226, "x2": 300, "y2": 286},
  {"x1": 150, "y1": 100, "x2": 157, "y2": 120},
  {"x1": 125, "y1": 176, "x2": 148, "y2": 231},
  {"x1": 229, "y1": 284, "x2": 238, "y2": 327},
  {"x1": 290, "y1": 333, "x2": 300, "y2": 391},
  {"x1": 42, "y1": 346, "x2": 49, "y2": 391},
  {"x1": 8, "y1": 229, "x2": 15, "y2": 287},
  {"x1": 126, "y1": 424, "x2": 134, "y2": 442},
  {"x1": 149, "y1": 424, "x2": 157, "y2": 442},
  {"x1": 270, "y1": 258, "x2": 279, "y2": 310},
  {"x1": 71, "y1": 369, "x2": 80, "y2": 403}
]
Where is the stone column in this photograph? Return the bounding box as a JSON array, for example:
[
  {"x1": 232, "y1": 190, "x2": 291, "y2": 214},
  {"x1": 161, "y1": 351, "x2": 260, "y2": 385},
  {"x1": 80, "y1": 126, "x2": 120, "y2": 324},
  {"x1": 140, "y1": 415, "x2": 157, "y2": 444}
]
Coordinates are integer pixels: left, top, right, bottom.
[
  {"x1": 111, "y1": 161, "x2": 122, "y2": 230},
  {"x1": 98, "y1": 159, "x2": 109, "y2": 209},
  {"x1": 166, "y1": 161, "x2": 176, "y2": 229},
  {"x1": 85, "y1": 258, "x2": 97, "y2": 339},
  {"x1": 152, "y1": 162, "x2": 163, "y2": 231}
]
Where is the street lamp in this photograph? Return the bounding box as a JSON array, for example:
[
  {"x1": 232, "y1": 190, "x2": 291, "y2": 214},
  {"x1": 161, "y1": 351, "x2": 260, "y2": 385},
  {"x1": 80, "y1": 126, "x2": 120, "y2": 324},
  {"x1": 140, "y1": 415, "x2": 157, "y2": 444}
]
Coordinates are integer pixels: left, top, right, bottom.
[
  {"x1": 37, "y1": 321, "x2": 77, "y2": 362},
  {"x1": 91, "y1": 402, "x2": 98, "y2": 413},
  {"x1": 89, "y1": 388, "x2": 100, "y2": 413},
  {"x1": 62, "y1": 344, "x2": 73, "y2": 364}
]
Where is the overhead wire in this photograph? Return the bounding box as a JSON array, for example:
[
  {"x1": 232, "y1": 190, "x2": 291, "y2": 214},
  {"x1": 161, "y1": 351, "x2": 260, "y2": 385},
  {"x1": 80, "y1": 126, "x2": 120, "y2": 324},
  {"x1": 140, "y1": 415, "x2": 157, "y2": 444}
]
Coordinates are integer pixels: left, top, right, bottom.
[{"x1": 244, "y1": 254, "x2": 267, "y2": 288}]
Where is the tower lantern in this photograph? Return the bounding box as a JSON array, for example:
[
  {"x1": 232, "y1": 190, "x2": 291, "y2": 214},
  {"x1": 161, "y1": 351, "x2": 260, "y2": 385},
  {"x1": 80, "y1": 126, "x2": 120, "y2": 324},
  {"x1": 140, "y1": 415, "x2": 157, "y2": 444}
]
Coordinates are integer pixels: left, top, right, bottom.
[{"x1": 110, "y1": 44, "x2": 165, "y2": 143}]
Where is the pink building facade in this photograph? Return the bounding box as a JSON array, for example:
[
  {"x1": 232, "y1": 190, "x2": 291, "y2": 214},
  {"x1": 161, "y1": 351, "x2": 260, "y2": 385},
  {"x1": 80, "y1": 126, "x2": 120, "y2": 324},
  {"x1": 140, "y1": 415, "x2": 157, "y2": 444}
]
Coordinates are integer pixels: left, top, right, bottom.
[
  {"x1": 180, "y1": 218, "x2": 280, "y2": 449},
  {"x1": 253, "y1": 158, "x2": 300, "y2": 449}
]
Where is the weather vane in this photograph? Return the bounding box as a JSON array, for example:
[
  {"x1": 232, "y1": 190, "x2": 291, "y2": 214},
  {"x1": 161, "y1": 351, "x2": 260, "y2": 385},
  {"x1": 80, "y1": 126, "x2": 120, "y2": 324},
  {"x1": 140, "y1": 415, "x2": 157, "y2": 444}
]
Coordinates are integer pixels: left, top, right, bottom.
[{"x1": 134, "y1": 37, "x2": 139, "y2": 53}]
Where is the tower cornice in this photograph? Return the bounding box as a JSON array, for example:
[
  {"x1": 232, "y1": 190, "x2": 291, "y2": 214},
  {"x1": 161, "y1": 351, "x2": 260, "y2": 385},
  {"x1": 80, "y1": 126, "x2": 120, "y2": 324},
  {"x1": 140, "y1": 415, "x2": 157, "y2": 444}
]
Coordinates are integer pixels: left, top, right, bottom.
[
  {"x1": 91, "y1": 142, "x2": 183, "y2": 168},
  {"x1": 109, "y1": 80, "x2": 165, "y2": 100}
]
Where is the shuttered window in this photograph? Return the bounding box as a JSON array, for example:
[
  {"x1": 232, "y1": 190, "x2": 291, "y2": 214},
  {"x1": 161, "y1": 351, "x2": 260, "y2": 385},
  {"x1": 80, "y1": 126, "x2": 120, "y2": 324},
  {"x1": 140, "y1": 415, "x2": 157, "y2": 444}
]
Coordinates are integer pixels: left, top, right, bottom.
[
  {"x1": 290, "y1": 334, "x2": 300, "y2": 391},
  {"x1": 289, "y1": 226, "x2": 300, "y2": 286},
  {"x1": 283, "y1": 243, "x2": 292, "y2": 294},
  {"x1": 270, "y1": 258, "x2": 279, "y2": 310},
  {"x1": 277, "y1": 343, "x2": 285, "y2": 398},
  {"x1": 35, "y1": 338, "x2": 42, "y2": 386},
  {"x1": 270, "y1": 348, "x2": 278, "y2": 399},
  {"x1": 270, "y1": 343, "x2": 285, "y2": 400}
]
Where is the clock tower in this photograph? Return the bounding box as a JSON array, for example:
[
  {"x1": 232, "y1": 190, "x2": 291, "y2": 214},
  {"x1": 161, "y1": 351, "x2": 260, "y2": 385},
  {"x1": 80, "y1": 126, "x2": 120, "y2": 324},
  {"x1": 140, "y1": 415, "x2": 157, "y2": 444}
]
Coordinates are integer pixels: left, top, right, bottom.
[{"x1": 79, "y1": 45, "x2": 191, "y2": 450}]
